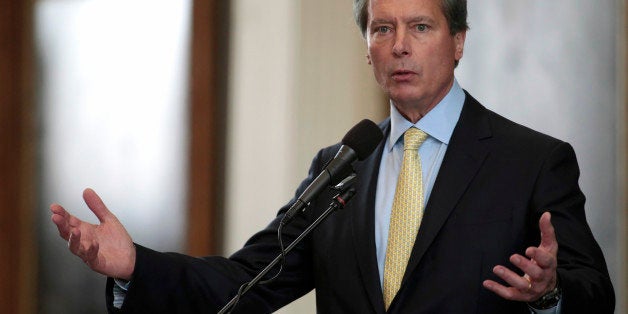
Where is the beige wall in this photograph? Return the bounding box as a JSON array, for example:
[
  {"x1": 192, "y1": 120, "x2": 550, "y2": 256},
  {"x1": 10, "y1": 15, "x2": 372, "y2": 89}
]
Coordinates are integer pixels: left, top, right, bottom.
[{"x1": 225, "y1": 1, "x2": 384, "y2": 312}]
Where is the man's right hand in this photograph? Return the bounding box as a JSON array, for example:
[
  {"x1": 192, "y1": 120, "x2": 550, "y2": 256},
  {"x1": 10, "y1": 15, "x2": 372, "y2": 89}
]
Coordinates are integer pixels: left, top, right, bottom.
[{"x1": 50, "y1": 188, "x2": 136, "y2": 280}]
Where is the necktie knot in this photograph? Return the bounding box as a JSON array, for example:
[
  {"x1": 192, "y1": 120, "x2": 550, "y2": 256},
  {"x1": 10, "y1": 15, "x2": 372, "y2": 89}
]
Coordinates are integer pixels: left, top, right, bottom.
[{"x1": 404, "y1": 127, "x2": 428, "y2": 151}]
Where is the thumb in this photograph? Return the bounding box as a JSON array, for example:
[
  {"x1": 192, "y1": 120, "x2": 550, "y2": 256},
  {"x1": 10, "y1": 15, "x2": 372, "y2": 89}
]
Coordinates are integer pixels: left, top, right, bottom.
[
  {"x1": 539, "y1": 211, "x2": 558, "y2": 255},
  {"x1": 83, "y1": 188, "x2": 114, "y2": 223}
]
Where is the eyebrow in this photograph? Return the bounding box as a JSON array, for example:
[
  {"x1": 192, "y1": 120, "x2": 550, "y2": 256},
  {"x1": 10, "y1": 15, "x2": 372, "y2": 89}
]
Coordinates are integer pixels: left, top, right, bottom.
[
  {"x1": 369, "y1": 15, "x2": 437, "y2": 26},
  {"x1": 408, "y1": 16, "x2": 437, "y2": 24}
]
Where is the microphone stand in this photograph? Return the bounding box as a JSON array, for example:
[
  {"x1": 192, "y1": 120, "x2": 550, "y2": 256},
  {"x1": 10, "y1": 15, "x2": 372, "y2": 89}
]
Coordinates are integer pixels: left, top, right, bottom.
[{"x1": 217, "y1": 186, "x2": 357, "y2": 314}]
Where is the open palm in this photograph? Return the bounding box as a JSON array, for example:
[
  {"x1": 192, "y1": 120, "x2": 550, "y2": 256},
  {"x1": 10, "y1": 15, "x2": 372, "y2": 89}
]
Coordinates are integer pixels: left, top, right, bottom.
[{"x1": 51, "y1": 188, "x2": 136, "y2": 280}]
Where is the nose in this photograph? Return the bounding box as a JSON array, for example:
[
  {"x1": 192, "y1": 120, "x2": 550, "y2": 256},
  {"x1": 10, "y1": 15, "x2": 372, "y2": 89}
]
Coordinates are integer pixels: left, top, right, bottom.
[{"x1": 392, "y1": 29, "x2": 411, "y2": 57}]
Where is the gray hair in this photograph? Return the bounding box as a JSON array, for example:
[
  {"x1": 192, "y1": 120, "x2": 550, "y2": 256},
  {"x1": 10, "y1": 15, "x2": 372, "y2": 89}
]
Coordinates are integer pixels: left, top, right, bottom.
[{"x1": 353, "y1": 0, "x2": 469, "y2": 37}]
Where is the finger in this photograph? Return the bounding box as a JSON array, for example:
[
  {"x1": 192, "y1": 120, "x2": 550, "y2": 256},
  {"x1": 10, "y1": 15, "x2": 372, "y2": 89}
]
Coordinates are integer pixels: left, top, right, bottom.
[
  {"x1": 525, "y1": 247, "x2": 556, "y2": 270},
  {"x1": 83, "y1": 188, "x2": 113, "y2": 223},
  {"x1": 51, "y1": 203, "x2": 88, "y2": 239},
  {"x1": 85, "y1": 239, "x2": 99, "y2": 265},
  {"x1": 50, "y1": 204, "x2": 72, "y2": 240},
  {"x1": 51, "y1": 203, "x2": 83, "y2": 228},
  {"x1": 68, "y1": 228, "x2": 83, "y2": 257},
  {"x1": 483, "y1": 280, "x2": 527, "y2": 301},
  {"x1": 538, "y1": 212, "x2": 558, "y2": 254},
  {"x1": 50, "y1": 203, "x2": 69, "y2": 217},
  {"x1": 51, "y1": 214, "x2": 70, "y2": 240},
  {"x1": 67, "y1": 214, "x2": 83, "y2": 228},
  {"x1": 510, "y1": 254, "x2": 543, "y2": 280},
  {"x1": 492, "y1": 265, "x2": 531, "y2": 291}
]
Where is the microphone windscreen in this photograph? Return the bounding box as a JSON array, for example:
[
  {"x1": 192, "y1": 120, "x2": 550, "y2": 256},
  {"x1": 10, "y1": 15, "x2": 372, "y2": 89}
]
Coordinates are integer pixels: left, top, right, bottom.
[{"x1": 341, "y1": 119, "x2": 384, "y2": 160}]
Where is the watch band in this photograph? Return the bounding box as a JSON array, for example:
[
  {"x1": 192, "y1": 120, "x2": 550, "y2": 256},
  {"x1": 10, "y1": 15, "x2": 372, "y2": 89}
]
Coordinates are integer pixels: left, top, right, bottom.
[{"x1": 529, "y1": 278, "x2": 562, "y2": 310}]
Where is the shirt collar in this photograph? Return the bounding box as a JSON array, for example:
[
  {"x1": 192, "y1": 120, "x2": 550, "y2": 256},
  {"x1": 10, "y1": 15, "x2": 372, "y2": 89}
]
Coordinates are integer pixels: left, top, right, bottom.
[{"x1": 387, "y1": 78, "x2": 466, "y2": 151}]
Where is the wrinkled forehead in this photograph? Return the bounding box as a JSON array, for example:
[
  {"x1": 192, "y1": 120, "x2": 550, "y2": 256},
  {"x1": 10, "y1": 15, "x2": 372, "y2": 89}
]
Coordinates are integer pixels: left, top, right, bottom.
[
  {"x1": 367, "y1": 0, "x2": 447, "y2": 28},
  {"x1": 368, "y1": 0, "x2": 445, "y2": 19}
]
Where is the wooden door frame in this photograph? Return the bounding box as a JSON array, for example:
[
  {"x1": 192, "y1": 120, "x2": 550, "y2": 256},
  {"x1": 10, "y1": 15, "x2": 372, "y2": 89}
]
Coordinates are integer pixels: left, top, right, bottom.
[
  {"x1": 0, "y1": 0, "x2": 36, "y2": 313},
  {"x1": 186, "y1": 0, "x2": 230, "y2": 256}
]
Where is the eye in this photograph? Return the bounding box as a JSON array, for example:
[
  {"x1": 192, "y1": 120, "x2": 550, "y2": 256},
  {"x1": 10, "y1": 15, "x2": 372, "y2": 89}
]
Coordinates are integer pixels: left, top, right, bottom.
[
  {"x1": 415, "y1": 24, "x2": 429, "y2": 32},
  {"x1": 375, "y1": 26, "x2": 391, "y2": 34}
]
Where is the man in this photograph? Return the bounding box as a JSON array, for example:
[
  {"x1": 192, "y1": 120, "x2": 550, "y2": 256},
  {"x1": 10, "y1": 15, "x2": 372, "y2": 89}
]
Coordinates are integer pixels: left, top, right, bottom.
[{"x1": 51, "y1": 0, "x2": 615, "y2": 313}]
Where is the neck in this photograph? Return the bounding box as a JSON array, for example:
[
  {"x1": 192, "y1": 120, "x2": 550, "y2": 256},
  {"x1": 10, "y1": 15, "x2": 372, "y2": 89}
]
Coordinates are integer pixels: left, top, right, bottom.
[
  {"x1": 392, "y1": 79, "x2": 455, "y2": 124},
  {"x1": 394, "y1": 105, "x2": 433, "y2": 124}
]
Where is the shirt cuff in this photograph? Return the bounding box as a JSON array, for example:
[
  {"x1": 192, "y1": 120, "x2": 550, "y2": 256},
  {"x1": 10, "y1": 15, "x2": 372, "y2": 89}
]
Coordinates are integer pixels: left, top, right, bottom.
[
  {"x1": 528, "y1": 298, "x2": 562, "y2": 314},
  {"x1": 112, "y1": 279, "x2": 131, "y2": 309}
]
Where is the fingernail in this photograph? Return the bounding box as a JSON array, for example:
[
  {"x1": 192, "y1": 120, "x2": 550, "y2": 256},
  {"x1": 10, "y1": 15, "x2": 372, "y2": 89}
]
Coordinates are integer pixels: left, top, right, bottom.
[
  {"x1": 512, "y1": 256, "x2": 520, "y2": 264},
  {"x1": 496, "y1": 268, "x2": 504, "y2": 275}
]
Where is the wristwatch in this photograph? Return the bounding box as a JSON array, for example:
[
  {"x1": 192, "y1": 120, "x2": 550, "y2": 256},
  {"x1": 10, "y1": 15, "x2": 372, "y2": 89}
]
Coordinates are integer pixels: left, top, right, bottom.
[{"x1": 529, "y1": 278, "x2": 562, "y2": 310}]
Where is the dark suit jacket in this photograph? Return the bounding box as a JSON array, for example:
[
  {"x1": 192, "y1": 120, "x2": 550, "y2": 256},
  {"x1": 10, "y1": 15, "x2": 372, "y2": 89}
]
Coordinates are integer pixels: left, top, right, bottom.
[{"x1": 107, "y1": 92, "x2": 614, "y2": 313}]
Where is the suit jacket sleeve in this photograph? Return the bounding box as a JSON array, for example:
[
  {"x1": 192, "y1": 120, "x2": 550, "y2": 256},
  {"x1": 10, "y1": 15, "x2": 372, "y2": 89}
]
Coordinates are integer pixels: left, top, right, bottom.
[
  {"x1": 105, "y1": 147, "x2": 338, "y2": 313},
  {"x1": 531, "y1": 142, "x2": 614, "y2": 312}
]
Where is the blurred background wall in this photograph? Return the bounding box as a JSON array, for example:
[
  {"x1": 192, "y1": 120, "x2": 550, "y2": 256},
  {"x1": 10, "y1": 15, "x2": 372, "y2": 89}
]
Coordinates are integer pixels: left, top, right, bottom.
[{"x1": 0, "y1": 0, "x2": 625, "y2": 313}]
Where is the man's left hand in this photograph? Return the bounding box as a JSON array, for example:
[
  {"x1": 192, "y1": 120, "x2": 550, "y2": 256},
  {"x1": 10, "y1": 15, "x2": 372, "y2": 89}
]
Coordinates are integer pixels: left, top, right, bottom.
[{"x1": 483, "y1": 212, "x2": 558, "y2": 302}]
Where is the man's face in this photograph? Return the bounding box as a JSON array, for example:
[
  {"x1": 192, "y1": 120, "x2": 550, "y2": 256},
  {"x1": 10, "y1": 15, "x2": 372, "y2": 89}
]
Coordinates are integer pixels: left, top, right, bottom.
[{"x1": 366, "y1": 0, "x2": 466, "y2": 112}]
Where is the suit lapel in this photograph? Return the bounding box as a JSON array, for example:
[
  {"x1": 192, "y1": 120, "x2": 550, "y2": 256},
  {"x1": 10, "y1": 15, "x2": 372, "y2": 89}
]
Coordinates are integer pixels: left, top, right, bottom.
[
  {"x1": 348, "y1": 96, "x2": 492, "y2": 309},
  {"x1": 349, "y1": 119, "x2": 390, "y2": 314},
  {"x1": 400, "y1": 93, "x2": 492, "y2": 286}
]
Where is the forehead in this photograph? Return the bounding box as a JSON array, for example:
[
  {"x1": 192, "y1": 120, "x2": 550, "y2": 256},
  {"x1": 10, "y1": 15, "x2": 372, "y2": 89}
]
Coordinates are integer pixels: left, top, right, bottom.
[{"x1": 368, "y1": 0, "x2": 445, "y2": 22}]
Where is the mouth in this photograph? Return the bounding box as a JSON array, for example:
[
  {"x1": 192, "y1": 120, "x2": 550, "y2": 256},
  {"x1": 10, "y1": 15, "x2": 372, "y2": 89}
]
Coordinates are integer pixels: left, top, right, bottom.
[{"x1": 391, "y1": 70, "x2": 416, "y2": 81}]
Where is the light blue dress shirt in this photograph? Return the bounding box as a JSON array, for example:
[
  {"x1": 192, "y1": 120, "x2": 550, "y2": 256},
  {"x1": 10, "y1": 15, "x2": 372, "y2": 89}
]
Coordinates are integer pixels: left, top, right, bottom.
[{"x1": 374, "y1": 79, "x2": 465, "y2": 286}]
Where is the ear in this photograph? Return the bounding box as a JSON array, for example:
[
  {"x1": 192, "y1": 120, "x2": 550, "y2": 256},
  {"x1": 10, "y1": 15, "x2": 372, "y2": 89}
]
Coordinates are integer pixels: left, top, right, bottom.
[{"x1": 454, "y1": 31, "x2": 467, "y2": 61}]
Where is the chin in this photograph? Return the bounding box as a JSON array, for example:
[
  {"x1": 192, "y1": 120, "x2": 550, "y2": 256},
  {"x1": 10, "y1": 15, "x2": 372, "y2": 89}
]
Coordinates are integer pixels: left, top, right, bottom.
[{"x1": 388, "y1": 91, "x2": 424, "y2": 106}]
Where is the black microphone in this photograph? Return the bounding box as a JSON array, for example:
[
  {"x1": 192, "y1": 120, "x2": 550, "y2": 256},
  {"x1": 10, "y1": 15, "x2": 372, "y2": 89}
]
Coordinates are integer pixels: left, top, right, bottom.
[{"x1": 282, "y1": 119, "x2": 383, "y2": 224}]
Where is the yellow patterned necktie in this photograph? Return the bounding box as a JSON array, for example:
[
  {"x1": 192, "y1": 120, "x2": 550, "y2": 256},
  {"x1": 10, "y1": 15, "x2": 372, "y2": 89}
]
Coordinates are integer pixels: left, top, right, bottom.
[{"x1": 383, "y1": 127, "x2": 428, "y2": 309}]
